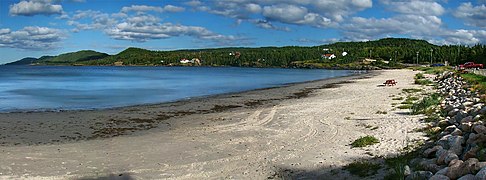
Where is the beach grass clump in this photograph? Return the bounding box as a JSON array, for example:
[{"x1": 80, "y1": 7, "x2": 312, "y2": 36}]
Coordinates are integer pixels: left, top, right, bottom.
[
  {"x1": 411, "y1": 93, "x2": 441, "y2": 115},
  {"x1": 345, "y1": 161, "x2": 381, "y2": 177},
  {"x1": 397, "y1": 104, "x2": 413, "y2": 109},
  {"x1": 402, "y1": 88, "x2": 422, "y2": 94},
  {"x1": 351, "y1": 135, "x2": 379, "y2": 148},
  {"x1": 392, "y1": 97, "x2": 404, "y2": 101}
]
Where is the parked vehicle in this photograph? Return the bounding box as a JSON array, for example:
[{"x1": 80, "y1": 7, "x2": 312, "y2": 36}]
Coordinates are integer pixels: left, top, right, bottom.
[{"x1": 459, "y1": 62, "x2": 483, "y2": 69}]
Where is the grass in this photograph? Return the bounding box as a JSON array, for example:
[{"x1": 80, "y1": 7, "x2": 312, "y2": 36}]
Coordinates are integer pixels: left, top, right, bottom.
[
  {"x1": 402, "y1": 88, "x2": 422, "y2": 94},
  {"x1": 397, "y1": 104, "x2": 413, "y2": 109},
  {"x1": 410, "y1": 66, "x2": 451, "y2": 75},
  {"x1": 415, "y1": 79, "x2": 433, "y2": 85},
  {"x1": 460, "y1": 73, "x2": 486, "y2": 94},
  {"x1": 411, "y1": 93, "x2": 441, "y2": 115},
  {"x1": 392, "y1": 97, "x2": 404, "y2": 101},
  {"x1": 345, "y1": 161, "x2": 381, "y2": 177},
  {"x1": 351, "y1": 135, "x2": 380, "y2": 147}
]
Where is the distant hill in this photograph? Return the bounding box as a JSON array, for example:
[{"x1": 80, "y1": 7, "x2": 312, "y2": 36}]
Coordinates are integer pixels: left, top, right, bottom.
[
  {"x1": 4, "y1": 57, "x2": 37, "y2": 65},
  {"x1": 36, "y1": 50, "x2": 109, "y2": 64},
  {"x1": 5, "y1": 50, "x2": 109, "y2": 65}
]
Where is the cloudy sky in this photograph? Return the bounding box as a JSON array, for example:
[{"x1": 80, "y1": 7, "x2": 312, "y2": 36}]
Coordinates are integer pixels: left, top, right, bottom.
[{"x1": 0, "y1": 0, "x2": 485, "y2": 64}]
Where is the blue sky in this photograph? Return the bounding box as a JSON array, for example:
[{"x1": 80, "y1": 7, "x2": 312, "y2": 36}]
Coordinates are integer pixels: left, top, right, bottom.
[{"x1": 0, "y1": 0, "x2": 485, "y2": 64}]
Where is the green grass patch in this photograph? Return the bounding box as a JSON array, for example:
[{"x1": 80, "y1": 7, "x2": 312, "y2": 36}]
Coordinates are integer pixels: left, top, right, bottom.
[
  {"x1": 392, "y1": 97, "x2": 404, "y2": 100},
  {"x1": 402, "y1": 88, "x2": 422, "y2": 94},
  {"x1": 351, "y1": 135, "x2": 379, "y2": 147},
  {"x1": 410, "y1": 66, "x2": 451, "y2": 75},
  {"x1": 397, "y1": 104, "x2": 413, "y2": 109},
  {"x1": 460, "y1": 73, "x2": 486, "y2": 94},
  {"x1": 415, "y1": 73, "x2": 424, "y2": 79},
  {"x1": 415, "y1": 79, "x2": 433, "y2": 85},
  {"x1": 411, "y1": 93, "x2": 441, "y2": 115},
  {"x1": 345, "y1": 161, "x2": 381, "y2": 177}
]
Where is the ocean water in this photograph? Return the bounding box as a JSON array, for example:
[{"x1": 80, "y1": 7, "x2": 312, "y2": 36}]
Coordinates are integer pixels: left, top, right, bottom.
[{"x1": 0, "y1": 66, "x2": 355, "y2": 112}]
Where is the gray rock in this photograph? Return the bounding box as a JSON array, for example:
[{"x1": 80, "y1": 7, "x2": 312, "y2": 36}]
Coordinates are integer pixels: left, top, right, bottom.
[
  {"x1": 447, "y1": 160, "x2": 468, "y2": 179},
  {"x1": 465, "y1": 102, "x2": 475, "y2": 107},
  {"x1": 475, "y1": 166, "x2": 486, "y2": 179},
  {"x1": 406, "y1": 171, "x2": 433, "y2": 180},
  {"x1": 474, "y1": 125, "x2": 486, "y2": 134},
  {"x1": 445, "y1": 153, "x2": 460, "y2": 165},
  {"x1": 479, "y1": 106, "x2": 486, "y2": 115},
  {"x1": 475, "y1": 162, "x2": 486, "y2": 172},
  {"x1": 437, "y1": 167, "x2": 449, "y2": 175},
  {"x1": 440, "y1": 120, "x2": 452, "y2": 127},
  {"x1": 431, "y1": 174, "x2": 451, "y2": 180},
  {"x1": 449, "y1": 136, "x2": 466, "y2": 155},
  {"x1": 462, "y1": 116, "x2": 474, "y2": 123},
  {"x1": 464, "y1": 146, "x2": 480, "y2": 160},
  {"x1": 458, "y1": 174, "x2": 478, "y2": 180},
  {"x1": 404, "y1": 165, "x2": 411, "y2": 176},
  {"x1": 450, "y1": 108, "x2": 461, "y2": 117},
  {"x1": 462, "y1": 122, "x2": 474, "y2": 133},
  {"x1": 425, "y1": 146, "x2": 443, "y2": 158},
  {"x1": 452, "y1": 128, "x2": 464, "y2": 136}
]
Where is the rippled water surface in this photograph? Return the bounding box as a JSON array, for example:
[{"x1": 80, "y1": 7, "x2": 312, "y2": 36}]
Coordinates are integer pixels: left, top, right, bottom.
[{"x1": 0, "y1": 66, "x2": 354, "y2": 112}]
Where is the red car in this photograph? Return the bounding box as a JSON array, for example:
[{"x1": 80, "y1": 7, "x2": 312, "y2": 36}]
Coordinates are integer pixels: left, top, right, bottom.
[{"x1": 459, "y1": 62, "x2": 483, "y2": 69}]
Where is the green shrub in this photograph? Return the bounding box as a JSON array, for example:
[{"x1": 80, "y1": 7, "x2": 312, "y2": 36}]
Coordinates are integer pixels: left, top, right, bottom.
[
  {"x1": 412, "y1": 93, "x2": 441, "y2": 115},
  {"x1": 402, "y1": 88, "x2": 422, "y2": 94},
  {"x1": 351, "y1": 135, "x2": 379, "y2": 147}
]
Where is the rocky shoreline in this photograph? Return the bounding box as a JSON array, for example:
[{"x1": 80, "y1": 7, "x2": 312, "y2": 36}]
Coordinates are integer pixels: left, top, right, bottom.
[{"x1": 404, "y1": 71, "x2": 486, "y2": 180}]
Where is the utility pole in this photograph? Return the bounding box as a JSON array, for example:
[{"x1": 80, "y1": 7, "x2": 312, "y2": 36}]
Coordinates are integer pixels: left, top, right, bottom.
[
  {"x1": 416, "y1": 51, "x2": 419, "y2": 65},
  {"x1": 430, "y1": 49, "x2": 433, "y2": 64}
]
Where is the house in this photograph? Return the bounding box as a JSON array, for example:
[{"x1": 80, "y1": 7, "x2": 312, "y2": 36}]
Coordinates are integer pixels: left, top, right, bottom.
[
  {"x1": 180, "y1": 58, "x2": 195, "y2": 64},
  {"x1": 114, "y1": 61, "x2": 123, "y2": 66},
  {"x1": 322, "y1": 54, "x2": 336, "y2": 60}
]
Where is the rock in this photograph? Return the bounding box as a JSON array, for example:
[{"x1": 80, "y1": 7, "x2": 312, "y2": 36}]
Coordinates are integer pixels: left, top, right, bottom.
[
  {"x1": 464, "y1": 146, "x2": 480, "y2": 160},
  {"x1": 446, "y1": 125, "x2": 459, "y2": 133},
  {"x1": 462, "y1": 122, "x2": 474, "y2": 132},
  {"x1": 452, "y1": 128, "x2": 463, "y2": 136},
  {"x1": 474, "y1": 115, "x2": 482, "y2": 121},
  {"x1": 437, "y1": 167, "x2": 449, "y2": 175},
  {"x1": 462, "y1": 116, "x2": 474, "y2": 123},
  {"x1": 420, "y1": 158, "x2": 442, "y2": 173},
  {"x1": 464, "y1": 102, "x2": 475, "y2": 107},
  {"x1": 406, "y1": 171, "x2": 433, "y2": 180},
  {"x1": 425, "y1": 146, "x2": 443, "y2": 158},
  {"x1": 447, "y1": 160, "x2": 469, "y2": 179},
  {"x1": 458, "y1": 174, "x2": 478, "y2": 180},
  {"x1": 449, "y1": 136, "x2": 465, "y2": 155},
  {"x1": 475, "y1": 162, "x2": 486, "y2": 172},
  {"x1": 473, "y1": 125, "x2": 486, "y2": 134},
  {"x1": 404, "y1": 165, "x2": 411, "y2": 176},
  {"x1": 479, "y1": 106, "x2": 486, "y2": 114},
  {"x1": 475, "y1": 166, "x2": 486, "y2": 179},
  {"x1": 445, "y1": 153, "x2": 460, "y2": 165},
  {"x1": 430, "y1": 174, "x2": 451, "y2": 180},
  {"x1": 450, "y1": 109, "x2": 461, "y2": 117},
  {"x1": 440, "y1": 120, "x2": 452, "y2": 127}
]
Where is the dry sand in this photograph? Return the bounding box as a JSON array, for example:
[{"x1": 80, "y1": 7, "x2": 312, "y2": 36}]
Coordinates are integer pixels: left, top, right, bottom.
[{"x1": 0, "y1": 69, "x2": 430, "y2": 179}]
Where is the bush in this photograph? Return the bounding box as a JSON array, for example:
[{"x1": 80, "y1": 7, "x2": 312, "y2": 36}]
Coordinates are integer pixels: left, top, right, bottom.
[
  {"x1": 351, "y1": 135, "x2": 380, "y2": 147},
  {"x1": 411, "y1": 93, "x2": 441, "y2": 115}
]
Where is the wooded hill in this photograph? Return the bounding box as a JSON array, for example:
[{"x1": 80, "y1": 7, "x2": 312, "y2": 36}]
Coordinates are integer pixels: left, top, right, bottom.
[{"x1": 5, "y1": 38, "x2": 486, "y2": 68}]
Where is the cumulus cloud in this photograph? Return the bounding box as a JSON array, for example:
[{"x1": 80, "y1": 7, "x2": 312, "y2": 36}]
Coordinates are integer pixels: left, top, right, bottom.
[
  {"x1": 453, "y1": 3, "x2": 486, "y2": 28},
  {"x1": 106, "y1": 18, "x2": 241, "y2": 44},
  {"x1": 190, "y1": 0, "x2": 372, "y2": 30},
  {"x1": 121, "y1": 5, "x2": 185, "y2": 13},
  {"x1": 251, "y1": 19, "x2": 290, "y2": 31},
  {"x1": 380, "y1": 0, "x2": 445, "y2": 16},
  {"x1": 0, "y1": 26, "x2": 65, "y2": 50},
  {"x1": 9, "y1": 0, "x2": 63, "y2": 16},
  {"x1": 68, "y1": 10, "x2": 118, "y2": 32}
]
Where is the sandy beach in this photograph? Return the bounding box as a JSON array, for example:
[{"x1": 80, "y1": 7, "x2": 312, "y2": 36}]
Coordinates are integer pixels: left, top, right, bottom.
[{"x1": 0, "y1": 69, "x2": 429, "y2": 179}]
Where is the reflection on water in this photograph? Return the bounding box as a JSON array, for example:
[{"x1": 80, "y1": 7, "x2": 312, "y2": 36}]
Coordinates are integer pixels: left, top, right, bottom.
[{"x1": 0, "y1": 66, "x2": 353, "y2": 112}]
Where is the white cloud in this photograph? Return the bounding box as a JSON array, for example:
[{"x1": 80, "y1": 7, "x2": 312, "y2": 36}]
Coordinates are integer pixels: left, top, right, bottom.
[
  {"x1": 191, "y1": 0, "x2": 372, "y2": 30},
  {"x1": 68, "y1": 10, "x2": 118, "y2": 32},
  {"x1": 251, "y1": 19, "x2": 290, "y2": 31},
  {"x1": 0, "y1": 26, "x2": 65, "y2": 50},
  {"x1": 9, "y1": 0, "x2": 63, "y2": 16},
  {"x1": 121, "y1": 5, "x2": 185, "y2": 13},
  {"x1": 453, "y1": 2, "x2": 486, "y2": 28},
  {"x1": 106, "y1": 19, "x2": 241, "y2": 44},
  {"x1": 380, "y1": 0, "x2": 445, "y2": 16}
]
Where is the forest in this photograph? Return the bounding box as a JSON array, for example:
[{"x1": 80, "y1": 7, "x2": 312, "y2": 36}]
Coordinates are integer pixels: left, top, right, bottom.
[{"x1": 6, "y1": 38, "x2": 486, "y2": 68}]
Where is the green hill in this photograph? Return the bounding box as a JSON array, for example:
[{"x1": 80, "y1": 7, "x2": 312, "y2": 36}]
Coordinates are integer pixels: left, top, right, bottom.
[
  {"x1": 4, "y1": 57, "x2": 38, "y2": 65},
  {"x1": 36, "y1": 50, "x2": 109, "y2": 64}
]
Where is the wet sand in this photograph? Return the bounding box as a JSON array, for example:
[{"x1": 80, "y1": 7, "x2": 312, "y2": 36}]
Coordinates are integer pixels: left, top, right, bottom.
[{"x1": 0, "y1": 69, "x2": 428, "y2": 179}]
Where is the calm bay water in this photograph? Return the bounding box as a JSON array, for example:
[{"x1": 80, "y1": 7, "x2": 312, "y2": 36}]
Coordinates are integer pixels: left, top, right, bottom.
[{"x1": 0, "y1": 66, "x2": 354, "y2": 112}]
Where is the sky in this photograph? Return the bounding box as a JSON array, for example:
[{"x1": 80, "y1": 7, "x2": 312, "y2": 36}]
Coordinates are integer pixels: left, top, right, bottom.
[{"x1": 0, "y1": 0, "x2": 485, "y2": 64}]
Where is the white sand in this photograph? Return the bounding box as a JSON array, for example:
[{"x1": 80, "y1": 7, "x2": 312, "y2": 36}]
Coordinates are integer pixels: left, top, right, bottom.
[{"x1": 0, "y1": 69, "x2": 429, "y2": 179}]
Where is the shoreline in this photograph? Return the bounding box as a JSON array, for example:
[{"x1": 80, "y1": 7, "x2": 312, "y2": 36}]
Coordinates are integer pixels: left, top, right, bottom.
[
  {"x1": 0, "y1": 69, "x2": 428, "y2": 179},
  {"x1": 0, "y1": 71, "x2": 373, "y2": 146}
]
